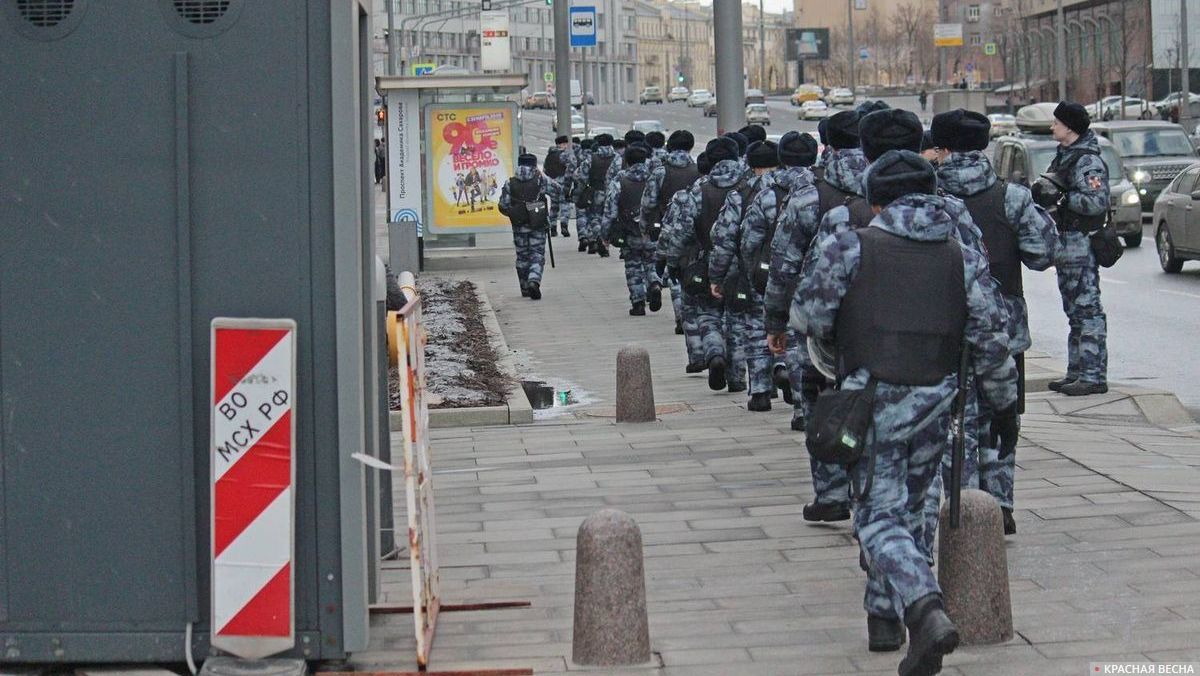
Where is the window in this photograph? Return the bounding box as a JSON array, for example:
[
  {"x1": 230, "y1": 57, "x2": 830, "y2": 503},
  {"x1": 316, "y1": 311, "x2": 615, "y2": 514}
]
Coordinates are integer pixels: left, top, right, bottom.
[
  {"x1": 994, "y1": 5, "x2": 1005, "y2": 16},
  {"x1": 970, "y1": 33, "x2": 982, "y2": 46},
  {"x1": 966, "y1": 4, "x2": 980, "y2": 21},
  {"x1": 1172, "y1": 168, "x2": 1199, "y2": 195}
]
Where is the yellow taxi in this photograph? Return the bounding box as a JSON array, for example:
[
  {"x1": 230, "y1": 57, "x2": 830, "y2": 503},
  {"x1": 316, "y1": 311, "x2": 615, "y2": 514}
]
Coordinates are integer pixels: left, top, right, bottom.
[{"x1": 790, "y1": 84, "x2": 825, "y2": 106}]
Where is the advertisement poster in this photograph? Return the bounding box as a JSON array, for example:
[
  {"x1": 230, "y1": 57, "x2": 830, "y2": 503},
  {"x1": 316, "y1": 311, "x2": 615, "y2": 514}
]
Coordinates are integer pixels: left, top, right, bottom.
[
  {"x1": 387, "y1": 90, "x2": 422, "y2": 234},
  {"x1": 424, "y1": 103, "x2": 518, "y2": 234}
]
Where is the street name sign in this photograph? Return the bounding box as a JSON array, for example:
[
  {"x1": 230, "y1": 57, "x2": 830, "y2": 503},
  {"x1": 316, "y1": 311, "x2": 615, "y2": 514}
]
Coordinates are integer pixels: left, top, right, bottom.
[{"x1": 570, "y1": 6, "x2": 597, "y2": 47}]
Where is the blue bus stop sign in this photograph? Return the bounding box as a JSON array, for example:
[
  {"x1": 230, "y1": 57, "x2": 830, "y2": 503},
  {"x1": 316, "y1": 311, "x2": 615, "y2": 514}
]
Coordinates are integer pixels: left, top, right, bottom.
[{"x1": 570, "y1": 7, "x2": 597, "y2": 47}]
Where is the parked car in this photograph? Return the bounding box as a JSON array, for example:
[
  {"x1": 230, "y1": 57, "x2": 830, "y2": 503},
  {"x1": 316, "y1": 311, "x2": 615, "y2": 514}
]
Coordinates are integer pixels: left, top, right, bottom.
[
  {"x1": 631, "y1": 119, "x2": 667, "y2": 134},
  {"x1": 639, "y1": 86, "x2": 664, "y2": 105},
  {"x1": 582, "y1": 125, "x2": 618, "y2": 141},
  {"x1": 1151, "y1": 162, "x2": 1200, "y2": 272},
  {"x1": 745, "y1": 88, "x2": 766, "y2": 105},
  {"x1": 523, "y1": 92, "x2": 555, "y2": 109},
  {"x1": 1092, "y1": 96, "x2": 1157, "y2": 121},
  {"x1": 687, "y1": 89, "x2": 713, "y2": 107},
  {"x1": 703, "y1": 97, "x2": 718, "y2": 117},
  {"x1": 1091, "y1": 121, "x2": 1200, "y2": 211},
  {"x1": 826, "y1": 87, "x2": 855, "y2": 106},
  {"x1": 988, "y1": 113, "x2": 1018, "y2": 138},
  {"x1": 553, "y1": 113, "x2": 587, "y2": 136},
  {"x1": 993, "y1": 133, "x2": 1144, "y2": 246},
  {"x1": 791, "y1": 84, "x2": 824, "y2": 106},
  {"x1": 668, "y1": 86, "x2": 690, "y2": 102},
  {"x1": 746, "y1": 103, "x2": 771, "y2": 126},
  {"x1": 799, "y1": 99, "x2": 830, "y2": 120}
]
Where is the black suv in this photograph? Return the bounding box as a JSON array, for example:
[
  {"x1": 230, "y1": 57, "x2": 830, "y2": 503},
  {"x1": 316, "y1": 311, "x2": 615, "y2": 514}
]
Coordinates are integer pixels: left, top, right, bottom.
[
  {"x1": 1090, "y1": 121, "x2": 1200, "y2": 211},
  {"x1": 992, "y1": 133, "x2": 1144, "y2": 246}
]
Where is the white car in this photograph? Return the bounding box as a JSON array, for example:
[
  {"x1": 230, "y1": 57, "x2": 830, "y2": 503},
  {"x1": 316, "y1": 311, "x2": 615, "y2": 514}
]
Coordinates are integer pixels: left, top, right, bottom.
[
  {"x1": 553, "y1": 113, "x2": 586, "y2": 136},
  {"x1": 687, "y1": 89, "x2": 712, "y2": 107},
  {"x1": 668, "y1": 86, "x2": 690, "y2": 102},
  {"x1": 582, "y1": 125, "x2": 618, "y2": 140},
  {"x1": 799, "y1": 99, "x2": 830, "y2": 120},
  {"x1": 631, "y1": 120, "x2": 667, "y2": 134},
  {"x1": 746, "y1": 103, "x2": 771, "y2": 126},
  {"x1": 988, "y1": 113, "x2": 1018, "y2": 138},
  {"x1": 1089, "y1": 96, "x2": 1157, "y2": 121},
  {"x1": 826, "y1": 87, "x2": 855, "y2": 106}
]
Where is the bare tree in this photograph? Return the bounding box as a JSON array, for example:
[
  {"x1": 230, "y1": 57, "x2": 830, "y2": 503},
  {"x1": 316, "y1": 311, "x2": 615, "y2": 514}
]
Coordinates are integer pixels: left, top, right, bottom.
[{"x1": 895, "y1": 1, "x2": 936, "y2": 84}]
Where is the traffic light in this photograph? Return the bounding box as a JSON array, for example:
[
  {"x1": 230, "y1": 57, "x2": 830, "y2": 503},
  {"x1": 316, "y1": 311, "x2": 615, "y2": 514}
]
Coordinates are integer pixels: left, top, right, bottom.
[
  {"x1": 677, "y1": 73, "x2": 684, "y2": 83},
  {"x1": 546, "y1": 0, "x2": 552, "y2": 5}
]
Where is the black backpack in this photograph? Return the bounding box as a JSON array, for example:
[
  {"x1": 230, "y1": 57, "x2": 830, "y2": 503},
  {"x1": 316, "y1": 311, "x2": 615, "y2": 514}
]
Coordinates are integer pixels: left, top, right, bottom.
[{"x1": 749, "y1": 185, "x2": 790, "y2": 295}]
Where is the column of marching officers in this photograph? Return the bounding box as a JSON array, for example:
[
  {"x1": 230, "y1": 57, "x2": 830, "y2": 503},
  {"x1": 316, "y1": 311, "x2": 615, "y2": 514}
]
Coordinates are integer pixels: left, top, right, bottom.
[{"x1": 499, "y1": 100, "x2": 1109, "y2": 676}]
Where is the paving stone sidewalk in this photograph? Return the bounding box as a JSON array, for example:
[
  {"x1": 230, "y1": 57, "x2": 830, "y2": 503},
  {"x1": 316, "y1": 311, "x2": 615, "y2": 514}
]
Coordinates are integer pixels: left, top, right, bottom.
[{"x1": 361, "y1": 243, "x2": 1200, "y2": 675}]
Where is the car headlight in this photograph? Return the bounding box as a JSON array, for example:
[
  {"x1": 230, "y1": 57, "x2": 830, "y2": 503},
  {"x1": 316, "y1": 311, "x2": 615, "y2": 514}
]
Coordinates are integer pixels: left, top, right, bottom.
[
  {"x1": 1122, "y1": 189, "x2": 1140, "y2": 205},
  {"x1": 1130, "y1": 169, "x2": 1149, "y2": 183}
]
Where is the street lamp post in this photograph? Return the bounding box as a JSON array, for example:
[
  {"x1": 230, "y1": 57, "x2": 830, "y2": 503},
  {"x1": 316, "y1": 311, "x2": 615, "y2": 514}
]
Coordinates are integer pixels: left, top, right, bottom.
[
  {"x1": 1055, "y1": 0, "x2": 1067, "y2": 100},
  {"x1": 1180, "y1": 0, "x2": 1192, "y2": 130}
]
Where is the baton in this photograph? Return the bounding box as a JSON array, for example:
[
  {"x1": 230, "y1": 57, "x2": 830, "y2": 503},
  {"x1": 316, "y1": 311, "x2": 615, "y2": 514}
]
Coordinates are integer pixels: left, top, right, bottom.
[
  {"x1": 949, "y1": 347, "x2": 970, "y2": 529},
  {"x1": 546, "y1": 219, "x2": 556, "y2": 269}
]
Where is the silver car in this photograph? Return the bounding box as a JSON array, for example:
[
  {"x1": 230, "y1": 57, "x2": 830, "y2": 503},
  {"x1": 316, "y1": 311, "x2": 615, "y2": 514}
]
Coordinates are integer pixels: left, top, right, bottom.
[
  {"x1": 1151, "y1": 162, "x2": 1200, "y2": 272},
  {"x1": 746, "y1": 104, "x2": 770, "y2": 126}
]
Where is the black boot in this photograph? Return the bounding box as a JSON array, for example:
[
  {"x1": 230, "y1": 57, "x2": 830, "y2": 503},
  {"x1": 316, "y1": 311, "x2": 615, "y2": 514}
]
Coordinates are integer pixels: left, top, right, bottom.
[
  {"x1": 597, "y1": 243, "x2": 610, "y2": 257},
  {"x1": 647, "y1": 283, "x2": 663, "y2": 312},
  {"x1": 899, "y1": 594, "x2": 959, "y2": 676},
  {"x1": 802, "y1": 501, "x2": 850, "y2": 522},
  {"x1": 1002, "y1": 507, "x2": 1016, "y2": 535},
  {"x1": 579, "y1": 239, "x2": 589, "y2": 252},
  {"x1": 685, "y1": 362, "x2": 706, "y2": 374},
  {"x1": 586, "y1": 241, "x2": 597, "y2": 254},
  {"x1": 561, "y1": 224, "x2": 570, "y2": 237},
  {"x1": 790, "y1": 414, "x2": 806, "y2": 432},
  {"x1": 675, "y1": 319, "x2": 685, "y2": 335},
  {"x1": 727, "y1": 381, "x2": 747, "y2": 394},
  {"x1": 747, "y1": 392, "x2": 772, "y2": 412},
  {"x1": 520, "y1": 286, "x2": 530, "y2": 298},
  {"x1": 1047, "y1": 377, "x2": 1076, "y2": 392},
  {"x1": 549, "y1": 228, "x2": 558, "y2": 237},
  {"x1": 629, "y1": 301, "x2": 646, "y2": 316},
  {"x1": 527, "y1": 282, "x2": 541, "y2": 301},
  {"x1": 1058, "y1": 380, "x2": 1108, "y2": 396},
  {"x1": 773, "y1": 364, "x2": 794, "y2": 405},
  {"x1": 867, "y1": 615, "x2": 906, "y2": 652},
  {"x1": 618, "y1": 249, "x2": 626, "y2": 260},
  {"x1": 707, "y1": 356, "x2": 727, "y2": 391}
]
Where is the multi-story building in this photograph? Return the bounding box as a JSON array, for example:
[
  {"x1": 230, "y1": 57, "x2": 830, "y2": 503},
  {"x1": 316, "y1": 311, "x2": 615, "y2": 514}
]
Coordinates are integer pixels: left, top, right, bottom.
[
  {"x1": 939, "y1": 0, "x2": 1016, "y2": 88},
  {"x1": 1010, "y1": 0, "x2": 1153, "y2": 103},
  {"x1": 634, "y1": 0, "x2": 716, "y2": 93},
  {"x1": 741, "y1": 2, "x2": 792, "y2": 92},
  {"x1": 372, "y1": 0, "x2": 638, "y2": 105}
]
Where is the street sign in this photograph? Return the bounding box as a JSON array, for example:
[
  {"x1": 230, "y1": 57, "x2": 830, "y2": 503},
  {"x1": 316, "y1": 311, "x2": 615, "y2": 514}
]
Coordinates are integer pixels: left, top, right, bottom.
[
  {"x1": 966, "y1": 62, "x2": 975, "y2": 72},
  {"x1": 480, "y1": 9, "x2": 511, "y2": 71},
  {"x1": 984, "y1": 42, "x2": 997, "y2": 56},
  {"x1": 544, "y1": 71, "x2": 554, "y2": 82},
  {"x1": 859, "y1": 47, "x2": 869, "y2": 61},
  {"x1": 412, "y1": 63, "x2": 435, "y2": 76},
  {"x1": 934, "y1": 23, "x2": 964, "y2": 47},
  {"x1": 854, "y1": 0, "x2": 867, "y2": 9},
  {"x1": 210, "y1": 318, "x2": 297, "y2": 660},
  {"x1": 570, "y1": 6, "x2": 597, "y2": 47}
]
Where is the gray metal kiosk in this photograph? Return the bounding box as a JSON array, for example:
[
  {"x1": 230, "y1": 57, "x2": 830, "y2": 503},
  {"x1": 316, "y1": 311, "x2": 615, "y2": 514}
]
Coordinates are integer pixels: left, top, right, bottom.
[{"x1": 0, "y1": 0, "x2": 383, "y2": 664}]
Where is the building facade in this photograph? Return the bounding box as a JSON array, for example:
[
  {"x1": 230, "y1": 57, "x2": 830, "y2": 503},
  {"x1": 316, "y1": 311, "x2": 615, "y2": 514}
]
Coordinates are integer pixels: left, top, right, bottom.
[
  {"x1": 373, "y1": 0, "x2": 638, "y2": 105},
  {"x1": 741, "y1": 2, "x2": 792, "y2": 92},
  {"x1": 634, "y1": 0, "x2": 716, "y2": 93}
]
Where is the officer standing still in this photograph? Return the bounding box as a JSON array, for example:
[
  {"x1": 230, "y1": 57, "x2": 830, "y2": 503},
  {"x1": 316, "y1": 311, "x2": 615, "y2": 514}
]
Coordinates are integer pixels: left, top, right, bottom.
[
  {"x1": 797, "y1": 150, "x2": 1016, "y2": 674},
  {"x1": 930, "y1": 109, "x2": 1059, "y2": 534},
  {"x1": 544, "y1": 135, "x2": 574, "y2": 238},
  {"x1": 1036, "y1": 102, "x2": 1111, "y2": 396},
  {"x1": 602, "y1": 144, "x2": 661, "y2": 316},
  {"x1": 498, "y1": 153, "x2": 552, "y2": 300}
]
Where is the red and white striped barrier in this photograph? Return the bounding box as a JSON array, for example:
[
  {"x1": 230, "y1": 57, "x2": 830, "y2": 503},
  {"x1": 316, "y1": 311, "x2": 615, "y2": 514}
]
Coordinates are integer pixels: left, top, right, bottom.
[{"x1": 210, "y1": 318, "x2": 297, "y2": 659}]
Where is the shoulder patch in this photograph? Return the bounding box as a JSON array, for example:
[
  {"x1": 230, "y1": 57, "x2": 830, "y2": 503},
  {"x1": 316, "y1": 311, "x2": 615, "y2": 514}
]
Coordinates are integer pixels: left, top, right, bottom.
[{"x1": 1087, "y1": 175, "x2": 1104, "y2": 191}]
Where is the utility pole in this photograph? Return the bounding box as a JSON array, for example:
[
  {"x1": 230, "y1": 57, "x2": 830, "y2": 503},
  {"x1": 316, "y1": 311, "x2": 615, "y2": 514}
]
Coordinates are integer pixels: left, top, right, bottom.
[
  {"x1": 1181, "y1": 0, "x2": 1192, "y2": 130},
  {"x1": 1055, "y1": 0, "x2": 1067, "y2": 100},
  {"x1": 713, "y1": 0, "x2": 746, "y2": 133},
  {"x1": 387, "y1": 0, "x2": 398, "y2": 75},
  {"x1": 938, "y1": 0, "x2": 946, "y2": 85},
  {"x1": 553, "y1": 0, "x2": 572, "y2": 137},
  {"x1": 847, "y1": 0, "x2": 856, "y2": 93},
  {"x1": 759, "y1": 0, "x2": 766, "y2": 90}
]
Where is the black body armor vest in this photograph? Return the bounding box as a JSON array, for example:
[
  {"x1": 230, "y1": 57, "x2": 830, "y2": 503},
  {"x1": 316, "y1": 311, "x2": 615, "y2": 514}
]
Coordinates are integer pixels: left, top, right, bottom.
[
  {"x1": 617, "y1": 175, "x2": 647, "y2": 228},
  {"x1": 588, "y1": 154, "x2": 615, "y2": 189},
  {"x1": 543, "y1": 149, "x2": 567, "y2": 179},
  {"x1": 816, "y1": 179, "x2": 873, "y2": 230},
  {"x1": 509, "y1": 177, "x2": 544, "y2": 226},
  {"x1": 1048, "y1": 147, "x2": 1108, "y2": 233},
  {"x1": 835, "y1": 228, "x2": 967, "y2": 386},
  {"x1": 962, "y1": 181, "x2": 1023, "y2": 298},
  {"x1": 697, "y1": 180, "x2": 738, "y2": 251}
]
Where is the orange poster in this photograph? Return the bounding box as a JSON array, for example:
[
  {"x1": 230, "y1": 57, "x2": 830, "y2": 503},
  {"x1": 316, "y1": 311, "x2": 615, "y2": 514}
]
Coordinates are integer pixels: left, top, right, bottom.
[{"x1": 424, "y1": 103, "x2": 518, "y2": 233}]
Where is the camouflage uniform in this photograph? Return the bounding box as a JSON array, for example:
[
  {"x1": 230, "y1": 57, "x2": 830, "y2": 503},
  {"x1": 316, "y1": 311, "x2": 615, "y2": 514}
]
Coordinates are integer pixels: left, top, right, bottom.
[
  {"x1": 797, "y1": 192, "x2": 1017, "y2": 625},
  {"x1": 660, "y1": 158, "x2": 747, "y2": 375},
  {"x1": 644, "y1": 150, "x2": 702, "y2": 362},
  {"x1": 661, "y1": 189, "x2": 705, "y2": 367},
  {"x1": 1051, "y1": 131, "x2": 1110, "y2": 386},
  {"x1": 601, "y1": 162, "x2": 660, "y2": 304},
  {"x1": 549, "y1": 146, "x2": 577, "y2": 230},
  {"x1": 498, "y1": 165, "x2": 552, "y2": 288},
  {"x1": 937, "y1": 151, "x2": 1058, "y2": 510},
  {"x1": 576, "y1": 145, "x2": 617, "y2": 246},
  {"x1": 710, "y1": 169, "x2": 789, "y2": 395}
]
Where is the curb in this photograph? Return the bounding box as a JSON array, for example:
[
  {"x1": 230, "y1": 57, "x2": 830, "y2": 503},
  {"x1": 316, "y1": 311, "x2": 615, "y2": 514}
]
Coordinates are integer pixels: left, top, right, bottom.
[
  {"x1": 389, "y1": 284, "x2": 532, "y2": 431},
  {"x1": 1025, "y1": 352, "x2": 1196, "y2": 428}
]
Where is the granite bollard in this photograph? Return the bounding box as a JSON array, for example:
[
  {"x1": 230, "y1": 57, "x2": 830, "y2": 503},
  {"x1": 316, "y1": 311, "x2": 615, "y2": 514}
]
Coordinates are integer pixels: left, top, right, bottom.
[
  {"x1": 615, "y1": 346, "x2": 656, "y2": 423},
  {"x1": 572, "y1": 509, "x2": 652, "y2": 666},
  {"x1": 938, "y1": 488, "x2": 1014, "y2": 644}
]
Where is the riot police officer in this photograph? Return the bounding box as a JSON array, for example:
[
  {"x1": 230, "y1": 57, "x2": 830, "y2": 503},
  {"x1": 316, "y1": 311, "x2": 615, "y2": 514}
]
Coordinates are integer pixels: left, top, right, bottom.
[{"x1": 498, "y1": 153, "x2": 552, "y2": 300}]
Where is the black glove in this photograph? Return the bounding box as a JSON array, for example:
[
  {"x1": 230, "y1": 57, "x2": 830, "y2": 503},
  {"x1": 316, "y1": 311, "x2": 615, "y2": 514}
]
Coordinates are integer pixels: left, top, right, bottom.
[
  {"x1": 988, "y1": 406, "x2": 1019, "y2": 459},
  {"x1": 1030, "y1": 177, "x2": 1063, "y2": 210}
]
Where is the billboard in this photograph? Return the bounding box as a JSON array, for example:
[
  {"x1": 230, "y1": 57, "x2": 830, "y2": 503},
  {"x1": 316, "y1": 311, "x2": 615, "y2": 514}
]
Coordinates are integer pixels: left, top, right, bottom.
[
  {"x1": 423, "y1": 103, "x2": 518, "y2": 234},
  {"x1": 480, "y1": 10, "x2": 511, "y2": 71},
  {"x1": 934, "y1": 23, "x2": 964, "y2": 47},
  {"x1": 786, "y1": 28, "x2": 830, "y2": 61}
]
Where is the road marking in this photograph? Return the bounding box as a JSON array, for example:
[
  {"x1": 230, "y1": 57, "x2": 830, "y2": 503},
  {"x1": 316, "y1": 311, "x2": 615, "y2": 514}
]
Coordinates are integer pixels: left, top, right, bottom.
[
  {"x1": 1161, "y1": 289, "x2": 1200, "y2": 300},
  {"x1": 1100, "y1": 276, "x2": 1128, "y2": 285}
]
